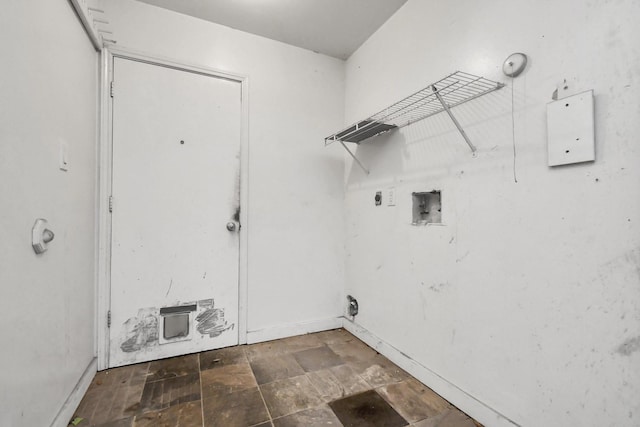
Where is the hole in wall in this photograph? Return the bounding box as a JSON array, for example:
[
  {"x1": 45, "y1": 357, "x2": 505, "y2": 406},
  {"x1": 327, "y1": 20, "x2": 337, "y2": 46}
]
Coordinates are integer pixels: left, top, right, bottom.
[{"x1": 412, "y1": 191, "x2": 442, "y2": 225}]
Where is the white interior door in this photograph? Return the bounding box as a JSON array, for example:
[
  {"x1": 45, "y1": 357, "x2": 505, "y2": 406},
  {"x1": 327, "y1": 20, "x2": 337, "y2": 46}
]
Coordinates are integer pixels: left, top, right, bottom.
[{"x1": 109, "y1": 57, "x2": 242, "y2": 367}]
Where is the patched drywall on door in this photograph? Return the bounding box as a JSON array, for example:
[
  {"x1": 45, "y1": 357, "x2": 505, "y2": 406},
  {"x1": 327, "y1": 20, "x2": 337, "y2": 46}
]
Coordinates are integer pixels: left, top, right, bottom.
[
  {"x1": 104, "y1": 0, "x2": 346, "y2": 339},
  {"x1": 0, "y1": 2, "x2": 98, "y2": 426},
  {"x1": 343, "y1": 0, "x2": 640, "y2": 426}
]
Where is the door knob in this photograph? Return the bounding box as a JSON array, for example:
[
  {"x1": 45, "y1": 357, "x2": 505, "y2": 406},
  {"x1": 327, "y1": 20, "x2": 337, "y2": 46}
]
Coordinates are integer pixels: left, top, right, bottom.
[{"x1": 226, "y1": 222, "x2": 237, "y2": 232}]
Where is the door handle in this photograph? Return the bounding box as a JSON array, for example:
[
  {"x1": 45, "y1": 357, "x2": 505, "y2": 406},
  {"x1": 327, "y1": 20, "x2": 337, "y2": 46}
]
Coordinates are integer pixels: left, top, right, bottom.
[
  {"x1": 226, "y1": 222, "x2": 237, "y2": 232},
  {"x1": 32, "y1": 218, "x2": 55, "y2": 254}
]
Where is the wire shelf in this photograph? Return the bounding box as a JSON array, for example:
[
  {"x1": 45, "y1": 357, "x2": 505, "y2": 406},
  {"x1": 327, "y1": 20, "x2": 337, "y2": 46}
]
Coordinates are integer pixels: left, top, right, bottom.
[{"x1": 325, "y1": 71, "x2": 504, "y2": 145}]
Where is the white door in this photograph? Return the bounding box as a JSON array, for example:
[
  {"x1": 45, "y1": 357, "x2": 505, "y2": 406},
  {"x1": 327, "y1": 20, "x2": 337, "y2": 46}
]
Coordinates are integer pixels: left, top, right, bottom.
[{"x1": 109, "y1": 57, "x2": 242, "y2": 367}]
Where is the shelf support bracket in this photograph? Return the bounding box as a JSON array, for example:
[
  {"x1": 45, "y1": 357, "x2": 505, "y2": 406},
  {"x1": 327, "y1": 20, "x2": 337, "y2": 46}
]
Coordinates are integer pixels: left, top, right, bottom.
[
  {"x1": 339, "y1": 140, "x2": 370, "y2": 175},
  {"x1": 432, "y1": 85, "x2": 477, "y2": 153}
]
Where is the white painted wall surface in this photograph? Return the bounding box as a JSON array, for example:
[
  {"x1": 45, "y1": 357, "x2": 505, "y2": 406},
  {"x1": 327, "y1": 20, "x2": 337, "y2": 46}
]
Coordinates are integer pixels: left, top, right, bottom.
[
  {"x1": 0, "y1": 1, "x2": 98, "y2": 426},
  {"x1": 103, "y1": 0, "x2": 345, "y2": 340},
  {"x1": 344, "y1": 1, "x2": 640, "y2": 426}
]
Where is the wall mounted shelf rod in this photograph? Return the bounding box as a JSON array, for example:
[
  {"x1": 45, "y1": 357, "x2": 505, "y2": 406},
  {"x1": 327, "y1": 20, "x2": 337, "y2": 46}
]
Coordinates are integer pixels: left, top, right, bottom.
[
  {"x1": 432, "y1": 85, "x2": 476, "y2": 153},
  {"x1": 340, "y1": 141, "x2": 370, "y2": 175}
]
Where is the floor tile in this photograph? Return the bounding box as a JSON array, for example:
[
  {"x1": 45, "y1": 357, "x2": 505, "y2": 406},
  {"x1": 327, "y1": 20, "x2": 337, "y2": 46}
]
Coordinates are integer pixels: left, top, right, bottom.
[
  {"x1": 133, "y1": 400, "x2": 202, "y2": 427},
  {"x1": 272, "y1": 405, "x2": 343, "y2": 427},
  {"x1": 202, "y1": 386, "x2": 270, "y2": 427},
  {"x1": 378, "y1": 379, "x2": 451, "y2": 423},
  {"x1": 75, "y1": 383, "x2": 145, "y2": 425},
  {"x1": 245, "y1": 339, "x2": 289, "y2": 362},
  {"x1": 200, "y1": 362, "x2": 257, "y2": 394},
  {"x1": 314, "y1": 329, "x2": 355, "y2": 345},
  {"x1": 200, "y1": 346, "x2": 247, "y2": 371},
  {"x1": 95, "y1": 417, "x2": 134, "y2": 427},
  {"x1": 77, "y1": 329, "x2": 481, "y2": 427},
  {"x1": 412, "y1": 409, "x2": 476, "y2": 427},
  {"x1": 260, "y1": 375, "x2": 323, "y2": 418},
  {"x1": 329, "y1": 390, "x2": 408, "y2": 427},
  {"x1": 91, "y1": 363, "x2": 150, "y2": 388},
  {"x1": 136, "y1": 373, "x2": 200, "y2": 414},
  {"x1": 307, "y1": 365, "x2": 369, "y2": 402},
  {"x1": 280, "y1": 333, "x2": 324, "y2": 353},
  {"x1": 328, "y1": 340, "x2": 379, "y2": 364},
  {"x1": 293, "y1": 345, "x2": 344, "y2": 372},
  {"x1": 349, "y1": 355, "x2": 409, "y2": 388},
  {"x1": 146, "y1": 354, "x2": 199, "y2": 382},
  {"x1": 250, "y1": 353, "x2": 306, "y2": 385}
]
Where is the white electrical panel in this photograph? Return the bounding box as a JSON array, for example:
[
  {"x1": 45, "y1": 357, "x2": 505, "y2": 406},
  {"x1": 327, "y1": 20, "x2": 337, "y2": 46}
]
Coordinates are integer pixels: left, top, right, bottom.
[{"x1": 547, "y1": 90, "x2": 595, "y2": 166}]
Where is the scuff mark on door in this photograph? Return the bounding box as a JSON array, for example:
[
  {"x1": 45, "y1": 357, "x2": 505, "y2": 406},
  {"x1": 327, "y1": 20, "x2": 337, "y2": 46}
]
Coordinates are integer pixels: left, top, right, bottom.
[
  {"x1": 120, "y1": 308, "x2": 159, "y2": 352},
  {"x1": 196, "y1": 299, "x2": 234, "y2": 338},
  {"x1": 165, "y1": 279, "x2": 173, "y2": 297}
]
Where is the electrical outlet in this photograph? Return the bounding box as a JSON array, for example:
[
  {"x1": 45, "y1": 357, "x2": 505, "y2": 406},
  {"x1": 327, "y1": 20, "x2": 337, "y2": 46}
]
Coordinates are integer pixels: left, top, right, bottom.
[
  {"x1": 386, "y1": 187, "x2": 395, "y2": 206},
  {"x1": 375, "y1": 191, "x2": 382, "y2": 206}
]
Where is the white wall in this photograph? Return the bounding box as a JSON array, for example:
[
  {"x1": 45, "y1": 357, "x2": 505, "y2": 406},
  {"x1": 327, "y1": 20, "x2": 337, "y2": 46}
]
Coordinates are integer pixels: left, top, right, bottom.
[
  {"x1": 103, "y1": 0, "x2": 346, "y2": 340},
  {"x1": 0, "y1": 1, "x2": 98, "y2": 426},
  {"x1": 344, "y1": 1, "x2": 640, "y2": 426}
]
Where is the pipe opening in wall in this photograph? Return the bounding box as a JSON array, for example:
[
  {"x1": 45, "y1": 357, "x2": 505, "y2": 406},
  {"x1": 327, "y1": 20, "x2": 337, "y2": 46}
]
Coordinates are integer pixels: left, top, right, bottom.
[
  {"x1": 412, "y1": 191, "x2": 442, "y2": 225},
  {"x1": 347, "y1": 295, "x2": 359, "y2": 317}
]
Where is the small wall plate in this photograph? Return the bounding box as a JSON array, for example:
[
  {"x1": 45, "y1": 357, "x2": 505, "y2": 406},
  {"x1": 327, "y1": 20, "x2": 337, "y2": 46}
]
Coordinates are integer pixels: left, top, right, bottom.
[
  {"x1": 503, "y1": 53, "x2": 528, "y2": 77},
  {"x1": 547, "y1": 90, "x2": 595, "y2": 166}
]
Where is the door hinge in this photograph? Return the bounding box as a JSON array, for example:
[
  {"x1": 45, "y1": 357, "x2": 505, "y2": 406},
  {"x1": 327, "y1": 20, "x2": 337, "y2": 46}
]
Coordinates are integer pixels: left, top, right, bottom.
[
  {"x1": 107, "y1": 310, "x2": 111, "y2": 328},
  {"x1": 110, "y1": 81, "x2": 114, "y2": 98},
  {"x1": 108, "y1": 195, "x2": 113, "y2": 213}
]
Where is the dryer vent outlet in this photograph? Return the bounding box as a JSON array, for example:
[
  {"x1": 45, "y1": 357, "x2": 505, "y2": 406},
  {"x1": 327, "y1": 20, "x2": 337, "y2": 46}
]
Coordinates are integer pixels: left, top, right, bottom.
[{"x1": 347, "y1": 295, "x2": 359, "y2": 317}]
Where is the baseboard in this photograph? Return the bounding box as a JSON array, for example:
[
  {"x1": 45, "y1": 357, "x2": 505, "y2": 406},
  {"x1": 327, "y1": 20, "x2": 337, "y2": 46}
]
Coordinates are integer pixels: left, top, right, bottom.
[
  {"x1": 246, "y1": 317, "x2": 343, "y2": 344},
  {"x1": 50, "y1": 357, "x2": 97, "y2": 427},
  {"x1": 342, "y1": 319, "x2": 521, "y2": 427}
]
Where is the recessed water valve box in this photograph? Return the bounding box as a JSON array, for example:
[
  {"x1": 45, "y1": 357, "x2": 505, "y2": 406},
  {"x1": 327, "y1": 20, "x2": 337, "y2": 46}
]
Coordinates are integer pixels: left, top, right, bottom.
[{"x1": 412, "y1": 191, "x2": 442, "y2": 225}]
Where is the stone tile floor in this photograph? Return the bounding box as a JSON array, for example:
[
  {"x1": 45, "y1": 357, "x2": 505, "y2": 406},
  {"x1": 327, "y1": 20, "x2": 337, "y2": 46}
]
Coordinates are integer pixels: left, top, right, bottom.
[{"x1": 72, "y1": 329, "x2": 481, "y2": 427}]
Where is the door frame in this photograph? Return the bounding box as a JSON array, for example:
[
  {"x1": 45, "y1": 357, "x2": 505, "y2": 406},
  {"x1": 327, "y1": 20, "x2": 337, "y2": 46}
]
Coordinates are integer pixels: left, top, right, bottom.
[{"x1": 96, "y1": 47, "x2": 250, "y2": 370}]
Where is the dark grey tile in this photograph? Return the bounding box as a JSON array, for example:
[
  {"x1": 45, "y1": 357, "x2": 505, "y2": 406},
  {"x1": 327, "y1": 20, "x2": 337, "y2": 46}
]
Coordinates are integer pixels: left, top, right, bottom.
[
  {"x1": 329, "y1": 390, "x2": 408, "y2": 427},
  {"x1": 260, "y1": 375, "x2": 323, "y2": 418},
  {"x1": 378, "y1": 379, "x2": 451, "y2": 423},
  {"x1": 293, "y1": 345, "x2": 344, "y2": 372},
  {"x1": 250, "y1": 354, "x2": 305, "y2": 385},
  {"x1": 146, "y1": 354, "x2": 199, "y2": 382},
  {"x1": 200, "y1": 345, "x2": 247, "y2": 371},
  {"x1": 202, "y1": 386, "x2": 270, "y2": 427},
  {"x1": 133, "y1": 400, "x2": 202, "y2": 427},
  {"x1": 272, "y1": 405, "x2": 343, "y2": 427}
]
